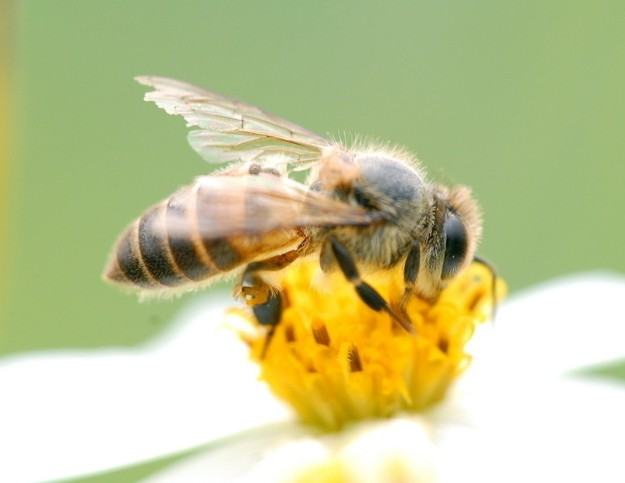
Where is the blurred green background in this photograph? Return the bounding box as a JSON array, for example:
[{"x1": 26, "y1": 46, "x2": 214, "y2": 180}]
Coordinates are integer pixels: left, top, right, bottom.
[{"x1": 3, "y1": 1, "x2": 624, "y2": 357}]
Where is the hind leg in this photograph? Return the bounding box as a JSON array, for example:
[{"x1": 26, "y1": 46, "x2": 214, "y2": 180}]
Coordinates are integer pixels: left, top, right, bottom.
[
  {"x1": 239, "y1": 249, "x2": 300, "y2": 306},
  {"x1": 238, "y1": 250, "x2": 300, "y2": 356}
]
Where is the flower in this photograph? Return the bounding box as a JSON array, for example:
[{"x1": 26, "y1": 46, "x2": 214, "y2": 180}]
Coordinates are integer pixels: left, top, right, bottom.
[
  {"x1": 1, "y1": 270, "x2": 625, "y2": 482},
  {"x1": 240, "y1": 261, "x2": 505, "y2": 431}
]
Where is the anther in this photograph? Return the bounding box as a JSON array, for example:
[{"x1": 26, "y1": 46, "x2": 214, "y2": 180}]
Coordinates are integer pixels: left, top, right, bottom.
[
  {"x1": 284, "y1": 325, "x2": 296, "y2": 343},
  {"x1": 312, "y1": 322, "x2": 331, "y2": 346},
  {"x1": 348, "y1": 345, "x2": 363, "y2": 373}
]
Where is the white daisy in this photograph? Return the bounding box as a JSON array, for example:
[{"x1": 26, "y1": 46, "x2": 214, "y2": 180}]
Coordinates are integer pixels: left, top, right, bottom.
[{"x1": 1, "y1": 266, "x2": 624, "y2": 482}]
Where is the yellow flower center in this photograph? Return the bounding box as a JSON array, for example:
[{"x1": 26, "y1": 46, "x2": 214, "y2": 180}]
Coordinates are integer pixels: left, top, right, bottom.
[{"x1": 236, "y1": 261, "x2": 506, "y2": 431}]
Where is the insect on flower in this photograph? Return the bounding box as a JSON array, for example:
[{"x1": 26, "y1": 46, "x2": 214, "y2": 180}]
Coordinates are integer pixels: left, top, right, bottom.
[{"x1": 103, "y1": 77, "x2": 493, "y2": 345}]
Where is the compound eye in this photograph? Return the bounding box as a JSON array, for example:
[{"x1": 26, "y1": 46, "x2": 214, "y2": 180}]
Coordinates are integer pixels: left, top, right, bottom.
[{"x1": 441, "y1": 212, "x2": 468, "y2": 279}]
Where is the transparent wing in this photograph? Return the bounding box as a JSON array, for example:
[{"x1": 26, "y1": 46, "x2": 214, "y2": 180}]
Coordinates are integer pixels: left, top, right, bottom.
[
  {"x1": 136, "y1": 76, "x2": 338, "y2": 167},
  {"x1": 166, "y1": 173, "x2": 376, "y2": 241}
]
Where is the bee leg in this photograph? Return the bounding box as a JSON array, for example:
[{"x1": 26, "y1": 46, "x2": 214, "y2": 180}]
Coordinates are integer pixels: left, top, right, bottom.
[
  {"x1": 240, "y1": 272, "x2": 283, "y2": 358},
  {"x1": 401, "y1": 241, "x2": 421, "y2": 307},
  {"x1": 239, "y1": 251, "x2": 300, "y2": 357},
  {"x1": 239, "y1": 250, "x2": 300, "y2": 306},
  {"x1": 328, "y1": 236, "x2": 415, "y2": 334},
  {"x1": 240, "y1": 272, "x2": 272, "y2": 306},
  {"x1": 472, "y1": 254, "x2": 498, "y2": 320},
  {"x1": 252, "y1": 291, "x2": 283, "y2": 358}
]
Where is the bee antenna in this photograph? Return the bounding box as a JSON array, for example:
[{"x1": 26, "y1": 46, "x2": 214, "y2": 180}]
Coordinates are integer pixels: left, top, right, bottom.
[{"x1": 472, "y1": 254, "x2": 498, "y2": 321}]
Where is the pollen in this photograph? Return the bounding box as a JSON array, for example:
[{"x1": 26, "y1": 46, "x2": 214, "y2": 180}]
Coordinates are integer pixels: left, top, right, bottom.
[{"x1": 235, "y1": 261, "x2": 506, "y2": 431}]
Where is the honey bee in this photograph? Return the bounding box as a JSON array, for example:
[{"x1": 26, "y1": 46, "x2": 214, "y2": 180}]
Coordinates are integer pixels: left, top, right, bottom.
[{"x1": 104, "y1": 76, "x2": 489, "y2": 335}]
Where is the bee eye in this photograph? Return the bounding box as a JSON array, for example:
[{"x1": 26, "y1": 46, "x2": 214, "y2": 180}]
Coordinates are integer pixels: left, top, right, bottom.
[{"x1": 441, "y1": 212, "x2": 468, "y2": 279}]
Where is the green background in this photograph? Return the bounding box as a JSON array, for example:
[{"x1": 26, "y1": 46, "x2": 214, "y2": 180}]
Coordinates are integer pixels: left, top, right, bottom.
[
  {"x1": 3, "y1": 1, "x2": 625, "y2": 479},
  {"x1": 5, "y1": 0, "x2": 625, "y2": 353}
]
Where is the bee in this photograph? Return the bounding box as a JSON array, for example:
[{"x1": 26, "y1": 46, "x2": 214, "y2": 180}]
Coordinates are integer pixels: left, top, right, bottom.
[{"x1": 104, "y1": 76, "x2": 489, "y2": 336}]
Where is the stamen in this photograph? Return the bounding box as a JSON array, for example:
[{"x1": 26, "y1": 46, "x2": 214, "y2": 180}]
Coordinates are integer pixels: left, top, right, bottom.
[
  {"x1": 284, "y1": 324, "x2": 295, "y2": 343},
  {"x1": 235, "y1": 261, "x2": 506, "y2": 431},
  {"x1": 312, "y1": 321, "x2": 331, "y2": 346},
  {"x1": 437, "y1": 337, "x2": 449, "y2": 354},
  {"x1": 347, "y1": 344, "x2": 363, "y2": 373}
]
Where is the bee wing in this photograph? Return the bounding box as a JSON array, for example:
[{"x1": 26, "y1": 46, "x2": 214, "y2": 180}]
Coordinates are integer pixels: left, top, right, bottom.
[
  {"x1": 136, "y1": 76, "x2": 338, "y2": 168},
  {"x1": 166, "y1": 174, "x2": 375, "y2": 241}
]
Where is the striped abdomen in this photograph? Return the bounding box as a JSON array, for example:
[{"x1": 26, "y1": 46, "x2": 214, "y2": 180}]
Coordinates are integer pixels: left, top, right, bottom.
[{"x1": 103, "y1": 183, "x2": 301, "y2": 292}]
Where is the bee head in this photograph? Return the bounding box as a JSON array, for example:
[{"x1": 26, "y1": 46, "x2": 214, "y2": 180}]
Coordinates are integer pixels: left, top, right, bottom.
[{"x1": 440, "y1": 186, "x2": 482, "y2": 280}]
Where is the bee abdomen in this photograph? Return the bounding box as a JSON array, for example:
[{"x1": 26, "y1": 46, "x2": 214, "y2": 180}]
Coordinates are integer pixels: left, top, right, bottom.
[
  {"x1": 105, "y1": 219, "x2": 161, "y2": 289},
  {"x1": 139, "y1": 202, "x2": 194, "y2": 286},
  {"x1": 105, "y1": 184, "x2": 242, "y2": 290}
]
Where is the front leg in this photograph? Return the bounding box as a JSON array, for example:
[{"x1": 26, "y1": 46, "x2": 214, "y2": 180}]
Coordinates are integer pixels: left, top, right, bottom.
[
  {"x1": 401, "y1": 240, "x2": 421, "y2": 307},
  {"x1": 472, "y1": 254, "x2": 498, "y2": 320},
  {"x1": 327, "y1": 236, "x2": 414, "y2": 334}
]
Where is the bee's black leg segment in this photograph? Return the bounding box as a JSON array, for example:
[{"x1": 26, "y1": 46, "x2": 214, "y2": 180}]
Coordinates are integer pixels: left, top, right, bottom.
[
  {"x1": 472, "y1": 254, "x2": 498, "y2": 320},
  {"x1": 328, "y1": 236, "x2": 414, "y2": 334},
  {"x1": 252, "y1": 291, "x2": 283, "y2": 358},
  {"x1": 252, "y1": 290, "x2": 283, "y2": 326},
  {"x1": 354, "y1": 283, "x2": 387, "y2": 312},
  {"x1": 403, "y1": 241, "x2": 421, "y2": 286},
  {"x1": 327, "y1": 236, "x2": 360, "y2": 282},
  {"x1": 401, "y1": 241, "x2": 421, "y2": 307},
  {"x1": 260, "y1": 325, "x2": 277, "y2": 359},
  {"x1": 239, "y1": 250, "x2": 301, "y2": 358}
]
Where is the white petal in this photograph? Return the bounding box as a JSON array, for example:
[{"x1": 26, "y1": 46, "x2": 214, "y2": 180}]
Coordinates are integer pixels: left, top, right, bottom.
[
  {"x1": 140, "y1": 423, "x2": 309, "y2": 483},
  {"x1": 0, "y1": 293, "x2": 291, "y2": 483},
  {"x1": 333, "y1": 419, "x2": 437, "y2": 483},
  {"x1": 145, "y1": 418, "x2": 438, "y2": 483},
  {"x1": 470, "y1": 272, "x2": 625, "y2": 379},
  {"x1": 146, "y1": 374, "x2": 625, "y2": 483},
  {"x1": 434, "y1": 378, "x2": 625, "y2": 482}
]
